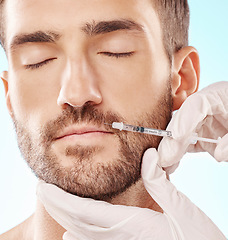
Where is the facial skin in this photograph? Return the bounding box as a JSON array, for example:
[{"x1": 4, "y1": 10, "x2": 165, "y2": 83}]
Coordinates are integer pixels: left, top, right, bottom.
[{"x1": 2, "y1": 0, "x2": 195, "y2": 201}]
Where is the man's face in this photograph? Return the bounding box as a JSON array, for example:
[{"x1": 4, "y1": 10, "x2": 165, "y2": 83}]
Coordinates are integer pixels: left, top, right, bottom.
[{"x1": 4, "y1": 0, "x2": 172, "y2": 200}]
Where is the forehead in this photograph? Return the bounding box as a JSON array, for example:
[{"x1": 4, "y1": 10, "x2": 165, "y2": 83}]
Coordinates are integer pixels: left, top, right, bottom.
[
  {"x1": 5, "y1": 0, "x2": 162, "y2": 49},
  {"x1": 5, "y1": 0, "x2": 156, "y2": 18}
]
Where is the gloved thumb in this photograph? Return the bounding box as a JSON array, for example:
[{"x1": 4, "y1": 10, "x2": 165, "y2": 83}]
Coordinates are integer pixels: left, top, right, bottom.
[
  {"x1": 214, "y1": 133, "x2": 228, "y2": 162},
  {"x1": 141, "y1": 148, "x2": 227, "y2": 240},
  {"x1": 141, "y1": 148, "x2": 204, "y2": 218}
]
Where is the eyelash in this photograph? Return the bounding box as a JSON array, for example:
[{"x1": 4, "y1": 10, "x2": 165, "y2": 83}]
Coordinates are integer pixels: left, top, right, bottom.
[
  {"x1": 25, "y1": 58, "x2": 57, "y2": 70},
  {"x1": 100, "y1": 52, "x2": 135, "y2": 58},
  {"x1": 25, "y1": 52, "x2": 134, "y2": 70}
]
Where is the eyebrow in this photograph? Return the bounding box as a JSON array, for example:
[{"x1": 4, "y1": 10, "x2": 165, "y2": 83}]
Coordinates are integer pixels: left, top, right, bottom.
[
  {"x1": 9, "y1": 19, "x2": 144, "y2": 51},
  {"x1": 82, "y1": 19, "x2": 145, "y2": 35},
  {"x1": 9, "y1": 31, "x2": 61, "y2": 51}
]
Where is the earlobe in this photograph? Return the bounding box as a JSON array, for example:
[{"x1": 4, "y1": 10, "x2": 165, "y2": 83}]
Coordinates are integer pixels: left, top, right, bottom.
[
  {"x1": 1, "y1": 71, "x2": 13, "y2": 115},
  {"x1": 171, "y1": 46, "x2": 200, "y2": 110}
]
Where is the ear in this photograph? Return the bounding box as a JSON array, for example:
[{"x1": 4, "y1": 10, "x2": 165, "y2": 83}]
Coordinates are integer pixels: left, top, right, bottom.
[
  {"x1": 171, "y1": 46, "x2": 200, "y2": 110},
  {"x1": 1, "y1": 71, "x2": 13, "y2": 115}
]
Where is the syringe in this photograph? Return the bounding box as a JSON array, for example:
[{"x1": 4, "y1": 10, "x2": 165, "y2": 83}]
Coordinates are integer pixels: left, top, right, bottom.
[{"x1": 109, "y1": 122, "x2": 220, "y2": 144}]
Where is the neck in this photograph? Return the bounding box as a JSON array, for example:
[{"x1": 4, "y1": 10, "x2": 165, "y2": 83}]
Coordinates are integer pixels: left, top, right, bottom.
[
  {"x1": 107, "y1": 178, "x2": 163, "y2": 212},
  {"x1": 33, "y1": 200, "x2": 66, "y2": 240}
]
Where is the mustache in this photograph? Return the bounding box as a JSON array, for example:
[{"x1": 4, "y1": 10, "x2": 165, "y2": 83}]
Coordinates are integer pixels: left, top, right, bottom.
[{"x1": 41, "y1": 103, "x2": 124, "y2": 143}]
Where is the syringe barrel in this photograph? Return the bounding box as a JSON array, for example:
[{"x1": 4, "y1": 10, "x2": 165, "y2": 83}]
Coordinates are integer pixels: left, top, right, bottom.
[
  {"x1": 112, "y1": 122, "x2": 140, "y2": 132},
  {"x1": 112, "y1": 122, "x2": 172, "y2": 138},
  {"x1": 121, "y1": 124, "x2": 149, "y2": 133}
]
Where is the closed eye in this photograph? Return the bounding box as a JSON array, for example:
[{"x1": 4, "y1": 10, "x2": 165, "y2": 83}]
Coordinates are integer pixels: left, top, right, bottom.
[
  {"x1": 25, "y1": 58, "x2": 57, "y2": 70},
  {"x1": 98, "y1": 52, "x2": 135, "y2": 58}
]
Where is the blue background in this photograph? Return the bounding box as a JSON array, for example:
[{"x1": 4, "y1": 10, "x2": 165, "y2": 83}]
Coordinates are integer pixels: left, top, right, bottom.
[{"x1": 0, "y1": 0, "x2": 228, "y2": 236}]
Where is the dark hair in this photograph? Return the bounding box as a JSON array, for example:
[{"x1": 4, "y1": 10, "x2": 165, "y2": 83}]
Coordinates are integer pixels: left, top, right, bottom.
[
  {"x1": 0, "y1": 0, "x2": 5, "y2": 49},
  {"x1": 152, "y1": 0, "x2": 190, "y2": 62},
  {"x1": 0, "y1": 0, "x2": 189, "y2": 60}
]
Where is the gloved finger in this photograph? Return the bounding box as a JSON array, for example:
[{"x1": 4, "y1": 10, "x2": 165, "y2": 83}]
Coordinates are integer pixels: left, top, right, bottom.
[
  {"x1": 63, "y1": 232, "x2": 77, "y2": 240},
  {"x1": 214, "y1": 133, "x2": 228, "y2": 162},
  {"x1": 62, "y1": 211, "x2": 174, "y2": 240},
  {"x1": 173, "y1": 83, "x2": 228, "y2": 132},
  {"x1": 38, "y1": 183, "x2": 177, "y2": 239},
  {"x1": 162, "y1": 162, "x2": 180, "y2": 175},
  {"x1": 142, "y1": 148, "x2": 184, "y2": 213},
  {"x1": 37, "y1": 181, "x2": 159, "y2": 228},
  {"x1": 38, "y1": 181, "x2": 174, "y2": 240},
  {"x1": 161, "y1": 131, "x2": 228, "y2": 165},
  {"x1": 159, "y1": 82, "x2": 228, "y2": 168},
  {"x1": 141, "y1": 148, "x2": 227, "y2": 240},
  {"x1": 158, "y1": 135, "x2": 190, "y2": 170},
  {"x1": 157, "y1": 94, "x2": 206, "y2": 168},
  {"x1": 63, "y1": 231, "x2": 91, "y2": 240},
  {"x1": 170, "y1": 82, "x2": 228, "y2": 140},
  {"x1": 142, "y1": 148, "x2": 209, "y2": 218}
]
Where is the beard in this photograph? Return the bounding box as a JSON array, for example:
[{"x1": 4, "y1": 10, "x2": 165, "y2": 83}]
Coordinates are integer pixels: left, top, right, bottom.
[{"x1": 12, "y1": 84, "x2": 173, "y2": 201}]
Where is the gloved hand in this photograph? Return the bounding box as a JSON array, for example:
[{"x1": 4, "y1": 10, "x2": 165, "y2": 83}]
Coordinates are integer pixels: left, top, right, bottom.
[
  {"x1": 159, "y1": 81, "x2": 228, "y2": 173},
  {"x1": 37, "y1": 148, "x2": 226, "y2": 240}
]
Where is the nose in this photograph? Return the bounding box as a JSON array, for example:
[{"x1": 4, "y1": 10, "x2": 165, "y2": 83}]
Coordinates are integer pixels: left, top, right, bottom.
[{"x1": 57, "y1": 58, "x2": 102, "y2": 108}]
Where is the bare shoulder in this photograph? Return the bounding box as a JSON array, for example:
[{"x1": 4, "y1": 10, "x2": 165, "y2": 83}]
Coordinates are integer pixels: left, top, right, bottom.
[{"x1": 0, "y1": 215, "x2": 34, "y2": 240}]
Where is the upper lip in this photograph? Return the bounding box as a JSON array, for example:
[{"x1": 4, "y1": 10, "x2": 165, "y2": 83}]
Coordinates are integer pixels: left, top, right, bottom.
[{"x1": 55, "y1": 125, "x2": 113, "y2": 140}]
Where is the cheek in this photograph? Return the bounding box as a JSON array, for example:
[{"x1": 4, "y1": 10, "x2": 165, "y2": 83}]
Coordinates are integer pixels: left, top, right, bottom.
[
  {"x1": 8, "y1": 69, "x2": 60, "y2": 125},
  {"x1": 99, "y1": 56, "x2": 170, "y2": 119}
]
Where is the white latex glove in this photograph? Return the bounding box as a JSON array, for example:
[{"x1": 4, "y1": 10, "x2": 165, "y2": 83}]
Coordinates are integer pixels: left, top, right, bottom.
[
  {"x1": 37, "y1": 149, "x2": 226, "y2": 240},
  {"x1": 159, "y1": 81, "x2": 228, "y2": 173}
]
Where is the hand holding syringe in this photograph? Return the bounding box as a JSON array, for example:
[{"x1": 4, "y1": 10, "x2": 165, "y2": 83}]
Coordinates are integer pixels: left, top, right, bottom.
[{"x1": 108, "y1": 122, "x2": 221, "y2": 144}]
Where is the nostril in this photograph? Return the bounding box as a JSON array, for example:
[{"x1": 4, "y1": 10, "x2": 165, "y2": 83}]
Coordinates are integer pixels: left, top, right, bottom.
[
  {"x1": 57, "y1": 74, "x2": 102, "y2": 108},
  {"x1": 65, "y1": 102, "x2": 84, "y2": 108},
  {"x1": 57, "y1": 95, "x2": 84, "y2": 108}
]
